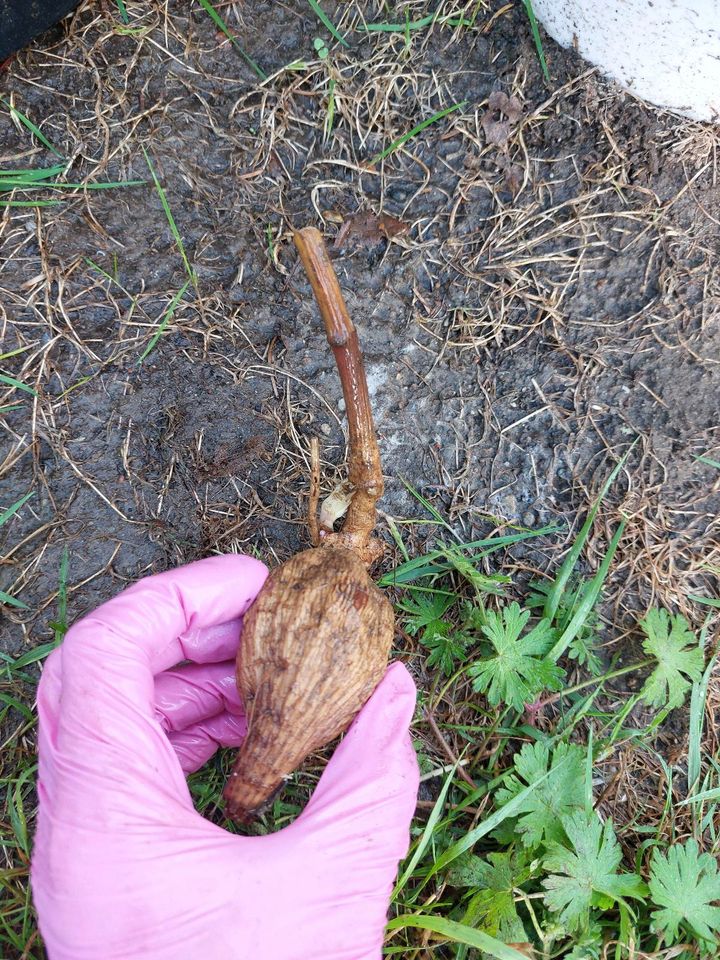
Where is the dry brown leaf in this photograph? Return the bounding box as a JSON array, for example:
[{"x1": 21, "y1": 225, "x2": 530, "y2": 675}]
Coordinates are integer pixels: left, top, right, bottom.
[
  {"x1": 482, "y1": 116, "x2": 511, "y2": 145},
  {"x1": 333, "y1": 210, "x2": 409, "y2": 250},
  {"x1": 482, "y1": 90, "x2": 524, "y2": 145},
  {"x1": 506, "y1": 944, "x2": 536, "y2": 959}
]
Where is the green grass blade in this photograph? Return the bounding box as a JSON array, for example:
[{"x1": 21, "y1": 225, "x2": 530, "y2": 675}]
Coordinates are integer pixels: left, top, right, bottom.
[
  {"x1": 9, "y1": 765, "x2": 37, "y2": 856},
  {"x1": 543, "y1": 445, "x2": 633, "y2": 622},
  {"x1": 679, "y1": 784, "x2": 720, "y2": 805},
  {"x1": 0, "y1": 199, "x2": 61, "y2": 207},
  {"x1": 371, "y1": 101, "x2": 466, "y2": 164},
  {"x1": 307, "y1": 0, "x2": 349, "y2": 47},
  {"x1": 138, "y1": 280, "x2": 191, "y2": 363},
  {"x1": 695, "y1": 454, "x2": 720, "y2": 470},
  {"x1": 365, "y1": 13, "x2": 435, "y2": 32},
  {"x1": 0, "y1": 374, "x2": 37, "y2": 396},
  {"x1": 688, "y1": 594, "x2": 720, "y2": 608},
  {"x1": 86, "y1": 257, "x2": 137, "y2": 304},
  {"x1": 393, "y1": 765, "x2": 456, "y2": 898},
  {"x1": 142, "y1": 148, "x2": 196, "y2": 285},
  {"x1": 426, "y1": 767, "x2": 551, "y2": 878},
  {"x1": 549, "y1": 521, "x2": 625, "y2": 661},
  {"x1": 197, "y1": 0, "x2": 267, "y2": 79},
  {"x1": 58, "y1": 374, "x2": 96, "y2": 399},
  {"x1": 584, "y1": 728, "x2": 594, "y2": 816},
  {"x1": 384, "y1": 513, "x2": 410, "y2": 563},
  {"x1": 379, "y1": 526, "x2": 558, "y2": 586},
  {"x1": 521, "y1": 0, "x2": 550, "y2": 83},
  {"x1": 0, "y1": 692, "x2": 34, "y2": 722},
  {"x1": 0, "y1": 589, "x2": 28, "y2": 610},
  {"x1": 0, "y1": 179, "x2": 145, "y2": 191},
  {"x1": 364, "y1": 7, "x2": 474, "y2": 32},
  {"x1": 386, "y1": 915, "x2": 532, "y2": 960},
  {"x1": 324, "y1": 76, "x2": 336, "y2": 142},
  {"x1": 0, "y1": 346, "x2": 32, "y2": 362},
  {"x1": 11, "y1": 642, "x2": 61, "y2": 670},
  {"x1": 1, "y1": 98, "x2": 63, "y2": 157},
  {"x1": 0, "y1": 492, "x2": 33, "y2": 527},
  {"x1": 687, "y1": 646, "x2": 718, "y2": 798},
  {"x1": 0, "y1": 163, "x2": 66, "y2": 180},
  {"x1": 400, "y1": 477, "x2": 460, "y2": 539},
  {"x1": 114, "y1": 0, "x2": 129, "y2": 23},
  {"x1": 61, "y1": 179, "x2": 145, "y2": 190},
  {"x1": 53, "y1": 546, "x2": 69, "y2": 644}
]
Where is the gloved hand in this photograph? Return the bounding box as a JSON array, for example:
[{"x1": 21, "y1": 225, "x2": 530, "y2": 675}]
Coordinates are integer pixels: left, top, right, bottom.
[{"x1": 31, "y1": 554, "x2": 419, "y2": 960}]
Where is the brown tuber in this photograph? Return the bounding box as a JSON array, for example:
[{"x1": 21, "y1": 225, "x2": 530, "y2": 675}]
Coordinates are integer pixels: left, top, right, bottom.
[{"x1": 223, "y1": 227, "x2": 394, "y2": 823}]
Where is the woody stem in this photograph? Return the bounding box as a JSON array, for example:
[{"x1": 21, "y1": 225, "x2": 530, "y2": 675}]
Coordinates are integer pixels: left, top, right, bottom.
[{"x1": 293, "y1": 227, "x2": 383, "y2": 545}]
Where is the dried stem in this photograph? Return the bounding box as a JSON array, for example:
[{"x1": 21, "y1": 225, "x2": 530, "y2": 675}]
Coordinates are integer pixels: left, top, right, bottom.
[
  {"x1": 308, "y1": 436, "x2": 321, "y2": 547},
  {"x1": 293, "y1": 227, "x2": 383, "y2": 561}
]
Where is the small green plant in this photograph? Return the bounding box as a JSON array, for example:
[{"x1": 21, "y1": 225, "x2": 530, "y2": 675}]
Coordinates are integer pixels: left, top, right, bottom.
[
  {"x1": 387, "y1": 457, "x2": 717, "y2": 958},
  {"x1": 638, "y1": 608, "x2": 704, "y2": 709},
  {"x1": 542, "y1": 813, "x2": 647, "y2": 931},
  {"x1": 313, "y1": 36, "x2": 329, "y2": 59},
  {"x1": 496, "y1": 741, "x2": 586, "y2": 848},
  {"x1": 468, "y1": 603, "x2": 563, "y2": 711},
  {"x1": 400, "y1": 591, "x2": 469, "y2": 676},
  {"x1": 648, "y1": 839, "x2": 720, "y2": 950}
]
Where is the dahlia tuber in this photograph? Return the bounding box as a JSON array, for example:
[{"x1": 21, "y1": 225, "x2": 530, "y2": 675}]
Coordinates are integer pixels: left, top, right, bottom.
[{"x1": 223, "y1": 227, "x2": 394, "y2": 822}]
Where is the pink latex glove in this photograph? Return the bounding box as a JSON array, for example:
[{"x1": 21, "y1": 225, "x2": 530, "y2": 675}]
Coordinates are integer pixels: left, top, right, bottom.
[{"x1": 31, "y1": 554, "x2": 419, "y2": 960}]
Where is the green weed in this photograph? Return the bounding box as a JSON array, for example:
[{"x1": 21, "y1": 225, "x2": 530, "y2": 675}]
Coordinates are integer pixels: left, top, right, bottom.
[
  {"x1": 364, "y1": 2, "x2": 483, "y2": 36},
  {"x1": 113, "y1": 0, "x2": 129, "y2": 24},
  {"x1": 3, "y1": 456, "x2": 717, "y2": 959},
  {"x1": 383, "y1": 460, "x2": 718, "y2": 957}
]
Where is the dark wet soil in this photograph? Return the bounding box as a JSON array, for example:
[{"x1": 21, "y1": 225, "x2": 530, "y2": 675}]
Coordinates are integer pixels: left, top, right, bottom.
[{"x1": 1, "y1": 0, "x2": 719, "y2": 662}]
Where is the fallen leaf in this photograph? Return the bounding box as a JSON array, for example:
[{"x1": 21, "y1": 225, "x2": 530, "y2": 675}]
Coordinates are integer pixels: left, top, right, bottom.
[
  {"x1": 488, "y1": 90, "x2": 523, "y2": 123},
  {"x1": 496, "y1": 155, "x2": 523, "y2": 195},
  {"x1": 333, "y1": 210, "x2": 409, "y2": 250},
  {"x1": 482, "y1": 90, "x2": 523, "y2": 145},
  {"x1": 482, "y1": 116, "x2": 511, "y2": 145},
  {"x1": 507, "y1": 944, "x2": 536, "y2": 959}
]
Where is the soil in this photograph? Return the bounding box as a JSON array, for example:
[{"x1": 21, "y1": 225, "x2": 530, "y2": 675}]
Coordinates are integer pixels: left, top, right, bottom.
[{"x1": 1, "y1": 2, "x2": 719, "y2": 672}]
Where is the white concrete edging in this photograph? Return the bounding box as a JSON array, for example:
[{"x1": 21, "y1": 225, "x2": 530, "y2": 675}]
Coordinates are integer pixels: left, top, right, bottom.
[{"x1": 531, "y1": 0, "x2": 720, "y2": 122}]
